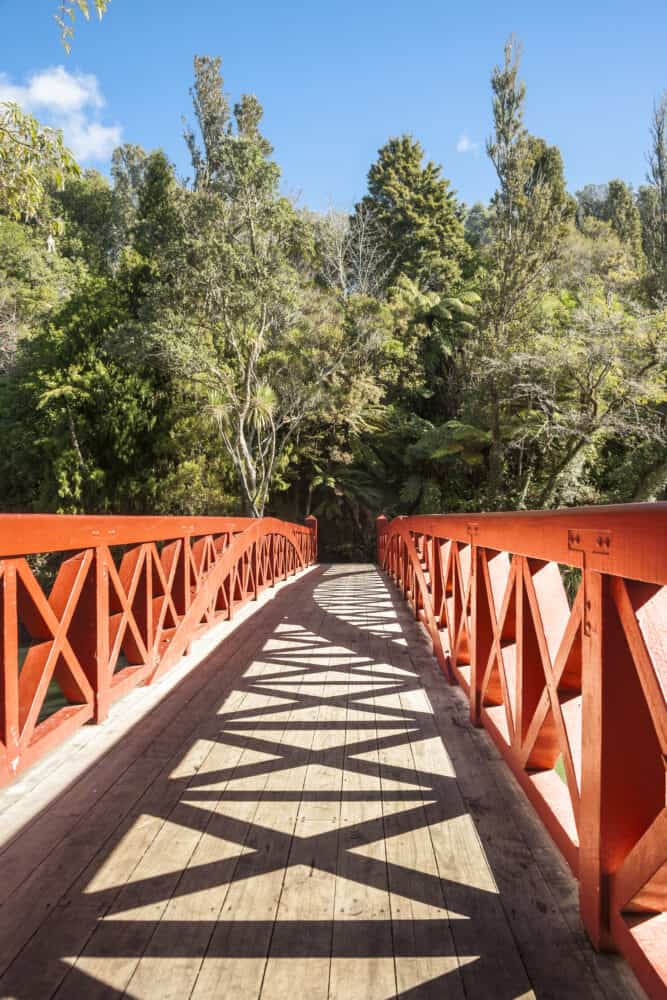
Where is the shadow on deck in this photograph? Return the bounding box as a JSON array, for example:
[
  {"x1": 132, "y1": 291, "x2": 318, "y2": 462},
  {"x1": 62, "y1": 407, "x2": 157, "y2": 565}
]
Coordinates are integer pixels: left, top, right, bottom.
[{"x1": 0, "y1": 565, "x2": 643, "y2": 999}]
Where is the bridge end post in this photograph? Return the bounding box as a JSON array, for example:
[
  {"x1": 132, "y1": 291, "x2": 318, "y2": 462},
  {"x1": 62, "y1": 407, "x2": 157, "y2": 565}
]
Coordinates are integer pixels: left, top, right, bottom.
[
  {"x1": 376, "y1": 515, "x2": 388, "y2": 567},
  {"x1": 469, "y1": 537, "x2": 489, "y2": 727},
  {"x1": 305, "y1": 515, "x2": 318, "y2": 564},
  {"x1": 1, "y1": 563, "x2": 20, "y2": 777}
]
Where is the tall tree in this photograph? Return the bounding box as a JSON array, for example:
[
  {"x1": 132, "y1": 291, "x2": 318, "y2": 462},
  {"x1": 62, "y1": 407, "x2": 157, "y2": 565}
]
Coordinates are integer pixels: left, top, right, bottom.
[
  {"x1": 147, "y1": 56, "x2": 377, "y2": 516},
  {"x1": 109, "y1": 144, "x2": 149, "y2": 256},
  {"x1": 355, "y1": 135, "x2": 470, "y2": 292},
  {"x1": 473, "y1": 37, "x2": 573, "y2": 501},
  {"x1": 605, "y1": 179, "x2": 643, "y2": 265},
  {"x1": 638, "y1": 93, "x2": 667, "y2": 301}
]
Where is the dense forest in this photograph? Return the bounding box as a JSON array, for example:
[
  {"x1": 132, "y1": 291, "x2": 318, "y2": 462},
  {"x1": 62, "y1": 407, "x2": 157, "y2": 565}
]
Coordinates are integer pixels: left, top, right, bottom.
[{"x1": 1, "y1": 38, "x2": 666, "y2": 557}]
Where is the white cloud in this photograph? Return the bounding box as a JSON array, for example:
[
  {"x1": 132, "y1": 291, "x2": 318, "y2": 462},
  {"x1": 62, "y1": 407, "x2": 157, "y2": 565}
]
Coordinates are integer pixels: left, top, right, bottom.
[
  {"x1": 0, "y1": 66, "x2": 120, "y2": 163},
  {"x1": 456, "y1": 132, "x2": 479, "y2": 154},
  {"x1": 64, "y1": 115, "x2": 121, "y2": 161},
  {"x1": 28, "y1": 66, "x2": 104, "y2": 114}
]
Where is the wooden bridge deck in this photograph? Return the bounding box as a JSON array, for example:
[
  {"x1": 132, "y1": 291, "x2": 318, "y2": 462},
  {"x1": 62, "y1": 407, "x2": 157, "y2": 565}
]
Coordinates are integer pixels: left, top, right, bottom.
[{"x1": 0, "y1": 564, "x2": 643, "y2": 1000}]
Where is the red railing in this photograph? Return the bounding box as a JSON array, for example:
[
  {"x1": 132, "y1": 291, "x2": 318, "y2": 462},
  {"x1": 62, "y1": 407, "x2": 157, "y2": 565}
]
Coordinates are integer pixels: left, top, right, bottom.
[
  {"x1": 377, "y1": 505, "x2": 667, "y2": 999},
  {"x1": 0, "y1": 514, "x2": 317, "y2": 788}
]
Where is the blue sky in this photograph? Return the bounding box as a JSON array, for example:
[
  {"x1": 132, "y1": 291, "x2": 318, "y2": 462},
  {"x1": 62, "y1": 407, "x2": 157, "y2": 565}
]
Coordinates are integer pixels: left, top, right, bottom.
[{"x1": 1, "y1": 0, "x2": 666, "y2": 211}]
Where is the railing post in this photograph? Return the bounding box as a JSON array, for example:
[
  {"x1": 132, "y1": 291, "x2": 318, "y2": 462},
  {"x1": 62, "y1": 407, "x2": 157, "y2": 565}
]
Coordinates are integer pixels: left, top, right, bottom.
[
  {"x1": 376, "y1": 515, "x2": 388, "y2": 566},
  {"x1": 431, "y1": 537, "x2": 443, "y2": 625},
  {"x1": 579, "y1": 567, "x2": 614, "y2": 949},
  {"x1": 181, "y1": 535, "x2": 192, "y2": 615},
  {"x1": 578, "y1": 566, "x2": 665, "y2": 953},
  {"x1": 94, "y1": 547, "x2": 111, "y2": 721},
  {"x1": 1, "y1": 562, "x2": 20, "y2": 776},
  {"x1": 469, "y1": 530, "x2": 491, "y2": 727},
  {"x1": 67, "y1": 547, "x2": 110, "y2": 723},
  {"x1": 305, "y1": 515, "x2": 318, "y2": 564}
]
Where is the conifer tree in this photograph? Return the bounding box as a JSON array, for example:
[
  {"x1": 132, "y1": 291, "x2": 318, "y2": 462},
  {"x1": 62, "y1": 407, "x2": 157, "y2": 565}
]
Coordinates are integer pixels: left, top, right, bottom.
[{"x1": 356, "y1": 135, "x2": 470, "y2": 292}]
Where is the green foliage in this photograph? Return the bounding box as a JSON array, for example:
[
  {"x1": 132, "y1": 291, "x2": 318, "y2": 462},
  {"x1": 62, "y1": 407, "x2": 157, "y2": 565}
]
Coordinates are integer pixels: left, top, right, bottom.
[
  {"x1": 0, "y1": 103, "x2": 80, "y2": 220},
  {"x1": 576, "y1": 179, "x2": 644, "y2": 268},
  {"x1": 55, "y1": 0, "x2": 110, "y2": 52},
  {"x1": 0, "y1": 4, "x2": 110, "y2": 223},
  {"x1": 407, "y1": 420, "x2": 491, "y2": 464},
  {"x1": 356, "y1": 134, "x2": 470, "y2": 292},
  {"x1": 140, "y1": 56, "x2": 382, "y2": 517},
  {"x1": 52, "y1": 170, "x2": 117, "y2": 273}
]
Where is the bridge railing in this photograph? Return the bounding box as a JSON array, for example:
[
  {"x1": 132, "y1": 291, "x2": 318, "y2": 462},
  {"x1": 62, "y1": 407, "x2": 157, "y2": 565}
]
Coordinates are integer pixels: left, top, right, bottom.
[
  {"x1": 0, "y1": 513, "x2": 317, "y2": 788},
  {"x1": 377, "y1": 505, "x2": 666, "y2": 999}
]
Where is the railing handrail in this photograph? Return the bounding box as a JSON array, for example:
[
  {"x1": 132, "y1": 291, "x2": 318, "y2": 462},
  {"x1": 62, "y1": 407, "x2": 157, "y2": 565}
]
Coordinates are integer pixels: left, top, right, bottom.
[
  {"x1": 379, "y1": 502, "x2": 667, "y2": 586},
  {"x1": 0, "y1": 513, "x2": 312, "y2": 558}
]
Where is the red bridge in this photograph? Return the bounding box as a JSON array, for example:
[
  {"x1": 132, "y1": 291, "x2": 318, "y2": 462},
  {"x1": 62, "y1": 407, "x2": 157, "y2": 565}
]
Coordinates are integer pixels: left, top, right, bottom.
[{"x1": 0, "y1": 507, "x2": 664, "y2": 998}]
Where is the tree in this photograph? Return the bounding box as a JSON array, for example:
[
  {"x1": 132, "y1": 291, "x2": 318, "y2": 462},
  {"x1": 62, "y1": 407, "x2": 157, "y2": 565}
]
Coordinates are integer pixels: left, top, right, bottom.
[
  {"x1": 484, "y1": 40, "x2": 571, "y2": 330},
  {"x1": 638, "y1": 93, "x2": 667, "y2": 301},
  {"x1": 0, "y1": 103, "x2": 79, "y2": 220},
  {"x1": 0, "y1": 0, "x2": 110, "y2": 219},
  {"x1": 314, "y1": 203, "x2": 394, "y2": 299},
  {"x1": 52, "y1": 169, "x2": 116, "y2": 273},
  {"x1": 498, "y1": 299, "x2": 665, "y2": 508},
  {"x1": 464, "y1": 202, "x2": 492, "y2": 249},
  {"x1": 576, "y1": 180, "x2": 643, "y2": 269},
  {"x1": 0, "y1": 212, "x2": 81, "y2": 377},
  {"x1": 575, "y1": 183, "x2": 609, "y2": 225},
  {"x1": 605, "y1": 179, "x2": 643, "y2": 265},
  {"x1": 110, "y1": 144, "x2": 149, "y2": 256},
  {"x1": 355, "y1": 134, "x2": 470, "y2": 292},
  {"x1": 145, "y1": 56, "x2": 378, "y2": 516},
  {"x1": 472, "y1": 37, "x2": 573, "y2": 501}
]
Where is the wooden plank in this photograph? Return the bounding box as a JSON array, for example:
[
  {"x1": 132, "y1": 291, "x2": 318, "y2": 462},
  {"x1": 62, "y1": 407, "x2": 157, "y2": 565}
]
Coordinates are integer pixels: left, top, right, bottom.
[
  {"x1": 191, "y1": 601, "x2": 328, "y2": 999},
  {"x1": 370, "y1": 620, "x2": 466, "y2": 999},
  {"x1": 64, "y1": 692, "x2": 275, "y2": 997},
  {"x1": 78, "y1": 607, "x2": 326, "y2": 998},
  {"x1": 260, "y1": 631, "x2": 345, "y2": 1000},
  {"x1": 330, "y1": 567, "x2": 397, "y2": 1000}
]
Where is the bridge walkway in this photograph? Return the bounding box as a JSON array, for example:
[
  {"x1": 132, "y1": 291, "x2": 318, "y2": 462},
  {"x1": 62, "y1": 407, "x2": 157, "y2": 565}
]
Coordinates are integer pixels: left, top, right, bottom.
[{"x1": 0, "y1": 565, "x2": 642, "y2": 999}]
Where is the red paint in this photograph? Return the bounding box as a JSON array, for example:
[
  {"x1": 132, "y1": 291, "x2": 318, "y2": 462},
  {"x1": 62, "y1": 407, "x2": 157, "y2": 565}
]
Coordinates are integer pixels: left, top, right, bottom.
[
  {"x1": 377, "y1": 504, "x2": 667, "y2": 999},
  {"x1": 0, "y1": 515, "x2": 316, "y2": 786}
]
